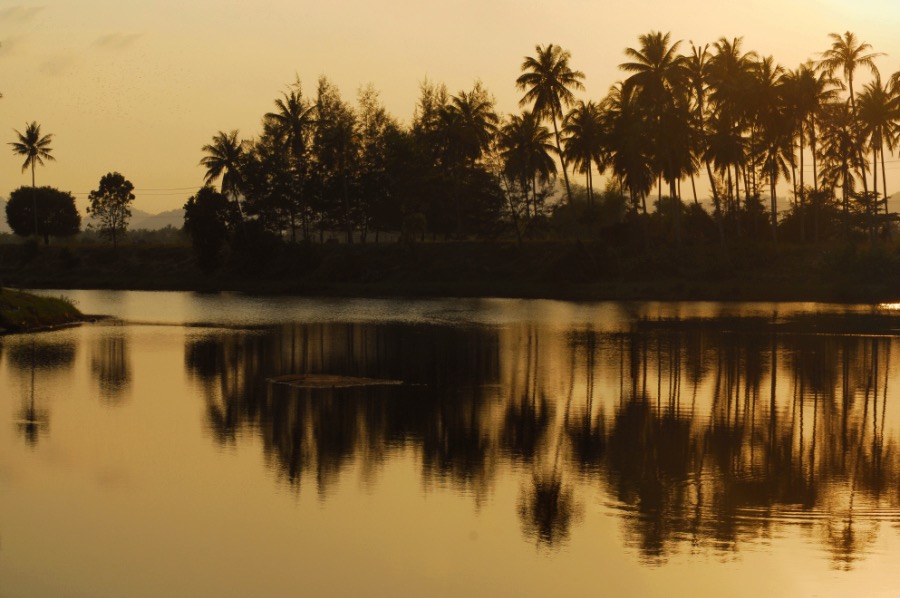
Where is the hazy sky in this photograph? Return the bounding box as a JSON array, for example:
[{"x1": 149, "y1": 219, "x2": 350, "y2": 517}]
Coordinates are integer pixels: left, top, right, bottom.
[{"x1": 3, "y1": 0, "x2": 900, "y2": 214}]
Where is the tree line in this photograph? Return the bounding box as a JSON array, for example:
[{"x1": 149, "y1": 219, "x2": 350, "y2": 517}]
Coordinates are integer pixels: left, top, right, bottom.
[{"x1": 9, "y1": 31, "x2": 900, "y2": 261}]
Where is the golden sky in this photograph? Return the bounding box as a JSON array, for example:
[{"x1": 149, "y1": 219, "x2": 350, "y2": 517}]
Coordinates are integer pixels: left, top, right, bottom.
[{"x1": 3, "y1": 0, "x2": 900, "y2": 214}]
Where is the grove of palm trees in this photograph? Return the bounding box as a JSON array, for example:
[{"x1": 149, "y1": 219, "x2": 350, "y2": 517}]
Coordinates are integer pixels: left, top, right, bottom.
[
  {"x1": 192, "y1": 32, "x2": 900, "y2": 252},
  {"x1": 7, "y1": 31, "x2": 900, "y2": 301}
]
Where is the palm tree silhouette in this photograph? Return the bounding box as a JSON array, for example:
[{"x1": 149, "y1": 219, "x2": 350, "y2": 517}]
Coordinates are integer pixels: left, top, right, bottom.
[
  {"x1": 818, "y1": 32, "x2": 882, "y2": 117},
  {"x1": 857, "y1": 75, "x2": 898, "y2": 233},
  {"x1": 200, "y1": 130, "x2": 245, "y2": 217},
  {"x1": 517, "y1": 44, "x2": 585, "y2": 205},
  {"x1": 562, "y1": 100, "x2": 604, "y2": 207},
  {"x1": 499, "y1": 111, "x2": 557, "y2": 219},
  {"x1": 781, "y1": 61, "x2": 840, "y2": 241},
  {"x1": 9, "y1": 121, "x2": 54, "y2": 240},
  {"x1": 265, "y1": 83, "x2": 316, "y2": 240}
]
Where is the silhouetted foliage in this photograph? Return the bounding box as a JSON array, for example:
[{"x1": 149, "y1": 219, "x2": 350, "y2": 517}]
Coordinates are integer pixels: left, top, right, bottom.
[
  {"x1": 87, "y1": 172, "x2": 135, "y2": 248},
  {"x1": 6, "y1": 186, "x2": 80, "y2": 244},
  {"x1": 183, "y1": 186, "x2": 239, "y2": 271}
]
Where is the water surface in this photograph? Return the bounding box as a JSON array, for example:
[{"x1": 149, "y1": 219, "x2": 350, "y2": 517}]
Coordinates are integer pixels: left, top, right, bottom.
[{"x1": 3, "y1": 291, "x2": 900, "y2": 596}]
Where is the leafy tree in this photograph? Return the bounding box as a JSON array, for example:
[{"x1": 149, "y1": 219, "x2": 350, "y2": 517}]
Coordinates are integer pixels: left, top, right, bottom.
[
  {"x1": 183, "y1": 186, "x2": 238, "y2": 271},
  {"x1": 6, "y1": 186, "x2": 80, "y2": 244},
  {"x1": 87, "y1": 172, "x2": 135, "y2": 248},
  {"x1": 313, "y1": 77, "x2": 359, "y2": 243},
  {"x1": 9, "y1": 121, "x2": 55, "y2": 240}
]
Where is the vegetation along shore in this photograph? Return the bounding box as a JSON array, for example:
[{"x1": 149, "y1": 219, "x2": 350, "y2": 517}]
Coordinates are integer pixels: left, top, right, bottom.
[
  {"x1": 0, "y1": 288, "x2": 83, "y2": 333},
  {"x1": 5, "y1": 32, "x2": 900, "y2": 303}
]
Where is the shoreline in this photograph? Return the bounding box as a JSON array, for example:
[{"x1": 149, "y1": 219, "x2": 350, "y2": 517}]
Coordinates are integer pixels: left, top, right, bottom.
[{"x1": 0, "y1": 241, "x2": 898, "y2": 305}]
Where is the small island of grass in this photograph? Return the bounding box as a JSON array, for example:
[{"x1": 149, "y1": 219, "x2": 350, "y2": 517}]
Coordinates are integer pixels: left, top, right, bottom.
[{"x1": 0, "y1": 288, "x2": 83, "y2": 334}]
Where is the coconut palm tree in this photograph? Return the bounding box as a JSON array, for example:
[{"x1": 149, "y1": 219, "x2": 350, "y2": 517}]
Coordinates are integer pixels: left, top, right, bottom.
[
  {"x1": 620, "y1": 31, "x2": 689, "y2": 196},
  {"x1": 818, "y1": 102, "x2": 868, "y2": 236},
  {"x1": 200, "y1": 130, "x2": 245, "y2": 216},
  {"x1": 9, "y1": 121, "x2": 55, "y2": 239},
  {"x1": 818, "y1": 32, "x2": 882, "y2": 116},
  {"x1": 780, "y1": 62, "x2": 840, "y2": 240},
  {"x1": 685, "y1": 41, "x2": 726, "y2": 244},
  {"x1": 517, "y1": 43, "x2": 585, "y2": 205},
  {"x1": 265, "y1": 83, "x2": 316, "y2": 240},
  {"x1": 707, "y1": 37, "x2": 759, "y2": 231},
  {"x1": 562, "y1": 100, "x2": 604, "y2": 206},
  {"x1": 818, "y1": 32, "x2": 882, "y2": 200},
  {"x1": 499, "y1": 111, "x2": 557, "y2": 218},
  {"x1": 857, "y1": 75, "x2": 898, "y2": 234},
  {"x1": 602, "y1": 82, "x2": 654, "y2": 215}
]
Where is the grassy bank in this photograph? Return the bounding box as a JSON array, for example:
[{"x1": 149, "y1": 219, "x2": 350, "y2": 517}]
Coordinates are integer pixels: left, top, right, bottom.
[
  {"x1": 0, "y1": 240, "x2": 898, "y2": 303},
  {"x1": 0, "y1": 288, "x2": 83, "y2": 333}
]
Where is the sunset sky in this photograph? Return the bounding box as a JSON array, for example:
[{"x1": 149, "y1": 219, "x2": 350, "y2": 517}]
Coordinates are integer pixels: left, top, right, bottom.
[{"x1": 3, "y1": 0, "x2": 900, "y2": 214}]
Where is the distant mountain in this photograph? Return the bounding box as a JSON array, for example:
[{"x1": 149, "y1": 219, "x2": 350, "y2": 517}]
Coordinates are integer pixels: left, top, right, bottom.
[
  {"x1": 0, "y1": 200, "x2": 184, "y2": 234},
  {"x1": 130, "y1": 208, "x2": 185, "y2": 231},
  {"x1": 84, "y1": 207, "x2": 185, "y2": 231}
]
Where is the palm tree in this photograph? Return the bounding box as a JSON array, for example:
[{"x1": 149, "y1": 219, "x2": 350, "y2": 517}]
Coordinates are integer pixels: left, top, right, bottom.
[
  {"x1": 264, "y1": 83, "x2": 316, "y2": 240},
  {"x1": 818, "y1": 101, "x2": 867, "y2": 235},
  {"x1": 686, "y1": 41, "x2": 726, "y2": 244},
  {"x1": 517, "y1": 43, "x2": 585, "y2": 205},
  {"x1": 857, "y1": 75, "x2": 898, "y2": 235},
  {"x1": 562, "y1": 100, "x2": 604, "y2": 206},
  {"x1": 780, "y1": 62, "x2": 840, "y2": 241},
  {"x1": 818, "y1": 32, "x2": 882, "y2": 116},
  {"x1": 499, "y1": 111, "x2": 557, "y2": 218},
  {"x1": 9, "y1": 121, "x2": 55, "y2": 239},
  {"x1": 602, "y1": 82, "x2": 654, "y2": 216},
  {"x1": 707, "y1": 37, "x2": 759, "y2": 233},
  {"x1": 200, "y1": 130, "x2": 245, "y2": 216},
  {"x1": 818, "y1": 32, "x2": 883, "y2": 201}
]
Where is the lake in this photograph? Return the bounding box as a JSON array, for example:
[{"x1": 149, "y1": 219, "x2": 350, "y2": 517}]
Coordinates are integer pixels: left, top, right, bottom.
[{"x1": 3, "y1": 291, "x2": 900, "y2": 596}]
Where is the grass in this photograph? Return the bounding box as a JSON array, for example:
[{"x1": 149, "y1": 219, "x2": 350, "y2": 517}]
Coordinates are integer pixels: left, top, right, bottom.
[{"x1": 0, "y1": 288, "x2": 83, "y2": 333}]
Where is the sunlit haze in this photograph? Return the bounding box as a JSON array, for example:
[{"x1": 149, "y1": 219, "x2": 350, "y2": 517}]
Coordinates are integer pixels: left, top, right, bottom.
[{"x1": 3, "y1": 0, "x2": 900, "y2": 213}]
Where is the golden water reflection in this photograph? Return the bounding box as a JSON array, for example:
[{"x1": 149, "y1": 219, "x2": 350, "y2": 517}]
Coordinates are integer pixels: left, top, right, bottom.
[{"x1": 179, "y1": 316, "x2": 900, "y2": 567}]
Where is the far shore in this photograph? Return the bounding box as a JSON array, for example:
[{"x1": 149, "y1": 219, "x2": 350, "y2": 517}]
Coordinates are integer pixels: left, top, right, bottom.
[{"x1": 0, "y1": 241, "x2": 898, "y2": 305}]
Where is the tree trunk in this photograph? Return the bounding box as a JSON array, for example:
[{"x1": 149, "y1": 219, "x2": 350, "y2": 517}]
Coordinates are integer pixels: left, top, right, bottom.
[
  {"x1": 551, "y1": 114, "x2": 573, "y2": 205},
  {"x1": 882, "y1": 140, "x2": 891, "y2": 240}
]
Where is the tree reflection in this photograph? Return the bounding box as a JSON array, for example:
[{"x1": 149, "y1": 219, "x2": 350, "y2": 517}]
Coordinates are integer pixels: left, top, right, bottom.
[
  {"x1": 180, "y1": 314, "x2": 900, "y2": 563},
  {"x1": 90, "y1": 333, "x2": 131, "y2": 403},
  {"x1": 7, "y1": 338, "x2": 75, "y2": 446}
]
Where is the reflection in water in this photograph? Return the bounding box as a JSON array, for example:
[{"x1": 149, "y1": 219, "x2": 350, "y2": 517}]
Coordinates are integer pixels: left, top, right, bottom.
[
  {"x1": 184, "y1": 316, "x2": 900, "y2": 565},
  {"x1": 6, "y1": 339, "x2": 76, "y2": 446},
  {"x1": 90, "y1": 333, "x2": 131, "y2": 403}
]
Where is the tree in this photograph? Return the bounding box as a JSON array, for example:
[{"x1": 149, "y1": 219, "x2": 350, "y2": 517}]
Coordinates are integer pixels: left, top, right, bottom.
[
  {"x1": 9, "y1": 121, "x2": 54, "y2": 240},
  {"x1": 499, "y1": 110, "x2": 557, "y2": 218},
  {"x1": 562, "y1": 100, "x2": 604, "y2": 206},
  {"x1": 183, "y1": 186, "x2": 238, "y2": 271},
  {"x1": 818, "y1": 32, "x2": 882, "y2": 116},
  {"x1": 87, "y1": 172, "x2": 135, "y2": 248},
  {"x1": 264, "y1": 81, "x2": 316, "y2": 241},
  {"x1": 517, "y1": 44, "x2": 585, "y2": 205},
  {"x1": 6, "y1": 186, "x2": 80, "y2": 244},
  {"x1": 200, "y1": 130, "x2": 245, "y2": 217}
]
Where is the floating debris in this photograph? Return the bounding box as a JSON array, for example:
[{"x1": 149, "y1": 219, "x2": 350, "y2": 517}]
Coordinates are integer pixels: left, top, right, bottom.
[{"x1": 267, "y1": 374, "x2": 404, "y2": 389}]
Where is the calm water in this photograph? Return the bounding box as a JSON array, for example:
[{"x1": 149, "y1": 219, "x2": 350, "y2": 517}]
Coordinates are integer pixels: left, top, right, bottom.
[{"x1": 4, "y1": 291, "x2": 900, "y2": 596}]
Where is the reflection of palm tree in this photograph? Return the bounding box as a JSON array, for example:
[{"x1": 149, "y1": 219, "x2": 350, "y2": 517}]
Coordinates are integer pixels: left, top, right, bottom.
[
  {"x1": 9, "y1": 121, "x2": 55, "y2": 239},
  {"x1": 16, "y1": 341, "x2": 49, "y2": 446},
  {"x1": 517, "y1": 44, "x2": 585, "y2": 205}
]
